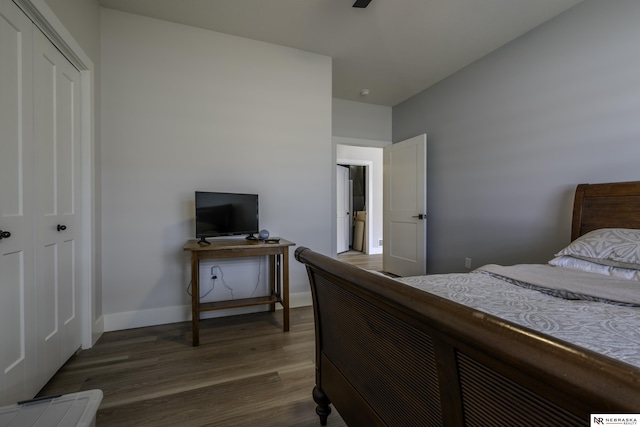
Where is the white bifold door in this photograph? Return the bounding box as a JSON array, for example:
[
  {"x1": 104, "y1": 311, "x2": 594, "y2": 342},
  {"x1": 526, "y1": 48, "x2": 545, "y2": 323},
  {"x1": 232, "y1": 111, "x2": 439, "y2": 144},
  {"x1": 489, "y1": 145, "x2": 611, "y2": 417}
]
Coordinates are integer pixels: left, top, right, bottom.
[
  {"x1": 33, "y1": 21, "x2": 82, "y2": 390},
  {"x1": 1, "y1": 0, "x2": 82, "y2": 405},
  {"x1": 0, "y1": 0, "x2": 37, "y2": 405}
]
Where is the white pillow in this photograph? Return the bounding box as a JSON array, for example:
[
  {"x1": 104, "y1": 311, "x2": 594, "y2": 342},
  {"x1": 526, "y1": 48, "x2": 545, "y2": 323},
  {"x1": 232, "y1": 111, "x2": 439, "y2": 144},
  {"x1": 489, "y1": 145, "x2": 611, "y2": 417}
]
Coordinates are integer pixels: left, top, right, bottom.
[
  {"x1": 555, "y1": 228, "x2": 640, "y2": 270},
  {"x1": 549, "y1": 255, "x2": 640, "y2": 281}
]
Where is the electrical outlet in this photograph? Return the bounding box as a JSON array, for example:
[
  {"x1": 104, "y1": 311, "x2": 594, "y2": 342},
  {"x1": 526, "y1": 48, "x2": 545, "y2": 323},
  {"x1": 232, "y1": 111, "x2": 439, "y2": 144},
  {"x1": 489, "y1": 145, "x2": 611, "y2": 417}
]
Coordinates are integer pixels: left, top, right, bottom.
[
  {"x1": 211, "y1": 266, "x2": 219, "y2": 280},
  {"x1": 378, "y1": 239, "x2": 383, "y2": 247},
  {"x1": 464, "y1": 258, "x2": 472, "y2": 269}
]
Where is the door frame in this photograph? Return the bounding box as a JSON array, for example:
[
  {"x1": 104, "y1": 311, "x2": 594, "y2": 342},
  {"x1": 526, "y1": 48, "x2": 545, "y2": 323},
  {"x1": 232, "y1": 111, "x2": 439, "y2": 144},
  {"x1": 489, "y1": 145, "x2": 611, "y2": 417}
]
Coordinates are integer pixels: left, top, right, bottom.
[
  {"x1": 13, "y1": 0, "x2": 99, "y2": 348},
  {"x1": 336, "y1": 164, "x2": 351, "y2": 253},
  {"x1": 332, "y1": 136, "x2": 390, "y2": 257},
  {"x1": 337, "y1": 159, "x2": 374, "y2": 253}
]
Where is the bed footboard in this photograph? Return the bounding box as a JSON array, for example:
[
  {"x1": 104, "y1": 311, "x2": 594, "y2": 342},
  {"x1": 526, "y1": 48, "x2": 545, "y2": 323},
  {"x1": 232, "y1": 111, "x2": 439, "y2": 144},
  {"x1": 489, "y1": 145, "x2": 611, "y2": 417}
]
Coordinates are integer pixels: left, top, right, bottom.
[{"x1": 295, "y1": 247, "x2": 640, "y2": 426}]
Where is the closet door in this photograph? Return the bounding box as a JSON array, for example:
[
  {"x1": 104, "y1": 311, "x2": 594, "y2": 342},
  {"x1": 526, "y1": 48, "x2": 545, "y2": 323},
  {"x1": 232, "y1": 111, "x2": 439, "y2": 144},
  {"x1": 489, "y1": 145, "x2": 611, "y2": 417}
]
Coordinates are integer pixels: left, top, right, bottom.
[
  {"x1": 0, "y1": 0, "x2": 37, "y2": 404},
  {"x1": 33, "y1": 25, "x2": 82, "y2": 386}
]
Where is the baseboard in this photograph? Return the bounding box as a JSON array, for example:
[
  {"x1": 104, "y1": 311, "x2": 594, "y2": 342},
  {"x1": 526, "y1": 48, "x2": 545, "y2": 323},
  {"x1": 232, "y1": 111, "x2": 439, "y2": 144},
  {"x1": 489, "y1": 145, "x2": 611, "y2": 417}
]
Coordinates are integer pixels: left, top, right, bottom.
[
  {"x1": 102, "y1": 290, "x2": 313, "y2": 332},
  {"x1": 288, "y1": 290, "x2": 313, "y2": 308},
  {"x1": 91, "y1": 315, "x2": 104, "y2": 347}
]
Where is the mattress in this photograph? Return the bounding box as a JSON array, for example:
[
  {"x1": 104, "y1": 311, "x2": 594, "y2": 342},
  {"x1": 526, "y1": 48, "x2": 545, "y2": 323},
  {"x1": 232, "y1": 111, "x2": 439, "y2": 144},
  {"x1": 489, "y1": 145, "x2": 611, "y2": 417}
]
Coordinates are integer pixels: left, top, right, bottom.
[{"x1": 397, "y1": 265, "x2": 640, "y2": 369}]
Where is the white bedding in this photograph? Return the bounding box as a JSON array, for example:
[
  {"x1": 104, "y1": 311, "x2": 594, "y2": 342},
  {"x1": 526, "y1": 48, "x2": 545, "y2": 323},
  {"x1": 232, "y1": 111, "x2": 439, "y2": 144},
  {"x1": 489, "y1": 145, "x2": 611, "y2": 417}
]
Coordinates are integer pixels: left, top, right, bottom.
[
  {"x1": 481, "y1": 263, "x2": 640, "y2": 306},
  {"x1": 396, "y1": 265, "x2": 640, "y2": 369}
]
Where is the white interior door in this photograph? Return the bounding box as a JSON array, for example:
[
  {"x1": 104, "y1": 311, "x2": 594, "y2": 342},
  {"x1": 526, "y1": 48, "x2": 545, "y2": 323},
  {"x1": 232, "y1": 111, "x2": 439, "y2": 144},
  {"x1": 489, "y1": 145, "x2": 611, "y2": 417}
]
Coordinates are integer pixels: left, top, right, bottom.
[
  {"x1": 33, "y1": 25, "x2": 82, "y2": 386},
  {"x1": 0, "y1": 0, "x2": 38, "y2": 404},
  {"x1": 383, "y1": 134, "x2": 427, "y2": 276},
  {"x1": 337, "y1": 165, "x2": 350, "y2": 253}
]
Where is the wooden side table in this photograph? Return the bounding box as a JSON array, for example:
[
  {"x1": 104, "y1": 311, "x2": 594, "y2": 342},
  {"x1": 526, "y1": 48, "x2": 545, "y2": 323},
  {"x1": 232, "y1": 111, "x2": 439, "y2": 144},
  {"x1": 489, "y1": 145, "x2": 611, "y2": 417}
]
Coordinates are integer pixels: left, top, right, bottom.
[{"x1": 184, "y1": 238, "x2": 295, "y2": 346}]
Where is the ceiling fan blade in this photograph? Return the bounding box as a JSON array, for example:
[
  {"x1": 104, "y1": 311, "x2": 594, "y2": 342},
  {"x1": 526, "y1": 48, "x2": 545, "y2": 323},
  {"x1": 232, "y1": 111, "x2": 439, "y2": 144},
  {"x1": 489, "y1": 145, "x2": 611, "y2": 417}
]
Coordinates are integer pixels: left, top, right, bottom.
[{"x1": 352, "y1": 0, "x2": 372, "y2": 8}]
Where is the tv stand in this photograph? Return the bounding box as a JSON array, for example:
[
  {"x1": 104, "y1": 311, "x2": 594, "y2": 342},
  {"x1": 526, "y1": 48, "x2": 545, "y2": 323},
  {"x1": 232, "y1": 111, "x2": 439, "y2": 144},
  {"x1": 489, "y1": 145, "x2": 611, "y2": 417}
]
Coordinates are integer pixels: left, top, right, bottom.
[
  {"x1": 184, "y1": 238, "x2": 295, "y2": 346},
  {"x1": 245, "y1": 233, "x2": 258, "y2": 240}
]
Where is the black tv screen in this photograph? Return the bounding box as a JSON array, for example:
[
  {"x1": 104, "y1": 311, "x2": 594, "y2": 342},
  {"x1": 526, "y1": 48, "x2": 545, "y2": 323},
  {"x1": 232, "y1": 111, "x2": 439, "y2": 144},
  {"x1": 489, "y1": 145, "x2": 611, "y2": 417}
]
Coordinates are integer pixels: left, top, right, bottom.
[{"x1": 195, "y1": 192, "x2": 259, "y2": 241}]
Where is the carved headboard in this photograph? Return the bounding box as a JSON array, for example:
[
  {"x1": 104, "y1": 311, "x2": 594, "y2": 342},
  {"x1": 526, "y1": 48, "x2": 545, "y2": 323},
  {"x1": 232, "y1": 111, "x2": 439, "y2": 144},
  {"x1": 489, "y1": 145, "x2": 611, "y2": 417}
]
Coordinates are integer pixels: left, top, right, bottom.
[{"x1": 572, "y1": 181, "x2": 640, "y2": 240}]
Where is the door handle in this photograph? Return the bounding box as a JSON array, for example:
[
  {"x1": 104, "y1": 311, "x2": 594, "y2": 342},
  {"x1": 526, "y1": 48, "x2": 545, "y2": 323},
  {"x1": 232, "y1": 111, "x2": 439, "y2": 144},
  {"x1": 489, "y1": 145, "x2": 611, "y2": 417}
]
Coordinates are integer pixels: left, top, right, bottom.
[
  {"x1": 412, "y1": 214, "x2": 426, "y2": 220},
  {"x1": 0, "y1": 230, "x2": 11, "y2": 240},
  {"x1": 57, "y1": 224, "x2": 67, "y2": 232}
]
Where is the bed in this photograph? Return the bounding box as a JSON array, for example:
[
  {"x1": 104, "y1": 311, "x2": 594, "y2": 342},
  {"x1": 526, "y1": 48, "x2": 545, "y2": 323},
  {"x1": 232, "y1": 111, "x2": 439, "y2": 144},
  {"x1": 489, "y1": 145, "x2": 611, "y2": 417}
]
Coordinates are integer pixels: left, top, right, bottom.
[{"x1": 295, "y1": 181, "x2": 640, "y2": 426}]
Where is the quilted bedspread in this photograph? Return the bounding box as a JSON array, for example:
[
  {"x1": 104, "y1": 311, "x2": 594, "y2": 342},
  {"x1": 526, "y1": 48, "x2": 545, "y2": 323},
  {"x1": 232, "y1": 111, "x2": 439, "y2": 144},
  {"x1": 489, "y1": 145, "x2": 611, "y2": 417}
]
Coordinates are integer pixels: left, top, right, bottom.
[{"x1": 397, "y1": 265, "x2": 640, "y2": 368}]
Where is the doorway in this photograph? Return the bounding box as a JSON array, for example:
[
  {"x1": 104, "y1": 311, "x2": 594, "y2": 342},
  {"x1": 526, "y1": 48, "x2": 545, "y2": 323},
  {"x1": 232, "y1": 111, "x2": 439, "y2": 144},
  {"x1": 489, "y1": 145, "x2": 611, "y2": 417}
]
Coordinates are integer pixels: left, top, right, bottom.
[
  {"x1": 336, "y1": 165, "x2": 350, "y2": 253},
  {"x1": 335, "y1": 143, "x2": 384, "y2": 256},
  {"x1": 337, "y1": 164, "x2": 367, "y2": 254}
]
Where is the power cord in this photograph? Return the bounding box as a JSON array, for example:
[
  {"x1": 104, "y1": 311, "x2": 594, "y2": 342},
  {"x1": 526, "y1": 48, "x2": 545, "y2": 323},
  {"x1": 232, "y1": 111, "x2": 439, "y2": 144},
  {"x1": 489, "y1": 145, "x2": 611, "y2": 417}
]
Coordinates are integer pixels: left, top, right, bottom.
[
  {"x1": 250, "y1": 257, "x2": 264, "y2": 297},
  {"x1": 187, "y1": 258, "x2": 264, "y2": 299},
  {"x1": 185, "y1": 266, "x2": 215, "y2": 299},
  {"x1": 186, "y1": 277, "x2": 214, "y2": 298},
  {"x1": 214, "y1": 265, "x2": 235, "y2": 299}
]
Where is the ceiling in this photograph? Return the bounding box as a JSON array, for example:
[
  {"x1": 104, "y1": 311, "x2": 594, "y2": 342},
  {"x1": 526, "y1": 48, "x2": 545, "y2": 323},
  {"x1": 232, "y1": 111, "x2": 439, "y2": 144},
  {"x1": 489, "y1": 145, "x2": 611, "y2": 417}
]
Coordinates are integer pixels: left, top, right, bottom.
[{"x1": 98, "y1": 0, "x2": 583, "y2": 107}]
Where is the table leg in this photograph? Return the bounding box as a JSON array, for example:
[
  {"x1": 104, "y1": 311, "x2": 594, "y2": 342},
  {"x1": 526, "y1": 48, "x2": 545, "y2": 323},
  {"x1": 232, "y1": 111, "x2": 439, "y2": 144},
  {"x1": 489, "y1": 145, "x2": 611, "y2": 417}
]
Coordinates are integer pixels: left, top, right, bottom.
[
  {"x1": 282, "y1": 247, "x2": 290, "y2": 332},
  {"x1": 191, "y1": 253, "x2": 200, "y2": 346},
  {"x1": 269, "y1": 255, "x2": 276, "y2": 312}
]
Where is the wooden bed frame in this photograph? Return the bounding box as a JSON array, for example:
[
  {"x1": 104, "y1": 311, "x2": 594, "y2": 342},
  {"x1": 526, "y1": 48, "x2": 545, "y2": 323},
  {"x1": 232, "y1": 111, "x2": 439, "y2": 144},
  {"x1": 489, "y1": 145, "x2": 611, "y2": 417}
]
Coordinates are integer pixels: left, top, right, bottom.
[{"x1": 295, "y1": 181, "x2": 640, "y2": 426}]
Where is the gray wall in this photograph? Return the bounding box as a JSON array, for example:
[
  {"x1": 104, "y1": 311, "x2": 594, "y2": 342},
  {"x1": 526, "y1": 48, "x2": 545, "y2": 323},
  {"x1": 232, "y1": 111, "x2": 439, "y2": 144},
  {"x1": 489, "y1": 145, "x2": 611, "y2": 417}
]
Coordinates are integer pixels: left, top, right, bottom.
[
  {"x1": 100, "y1": 9, "x2": 332, "y2": 330},
  {"x1": 333, "y1": 98, "x2": 392, "y2": 143},
  {"x1": 45, "y1": 0, "x2": 100, "y2": 61},
  {"x1": 332, "y1": 98, "x2": 390, "y2": 256},
  {"x1": 393, "y1": 0, "x2": 640, "y2": 273}
]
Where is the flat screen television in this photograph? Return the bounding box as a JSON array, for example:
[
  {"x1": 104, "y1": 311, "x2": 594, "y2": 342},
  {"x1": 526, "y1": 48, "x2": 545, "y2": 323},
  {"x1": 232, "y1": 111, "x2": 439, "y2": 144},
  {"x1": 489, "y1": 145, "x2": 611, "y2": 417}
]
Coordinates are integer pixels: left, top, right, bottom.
[{"x1": 195, "y1": 191, "x2": 259, "y2": 244}]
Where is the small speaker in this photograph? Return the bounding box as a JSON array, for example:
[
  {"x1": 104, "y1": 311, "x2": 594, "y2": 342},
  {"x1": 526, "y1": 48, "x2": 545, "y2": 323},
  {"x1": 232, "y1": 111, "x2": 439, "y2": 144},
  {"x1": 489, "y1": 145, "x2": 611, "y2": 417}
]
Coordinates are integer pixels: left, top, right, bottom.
[{"x1": 259, "y1": 229, "x2": 270, "y2": 240}]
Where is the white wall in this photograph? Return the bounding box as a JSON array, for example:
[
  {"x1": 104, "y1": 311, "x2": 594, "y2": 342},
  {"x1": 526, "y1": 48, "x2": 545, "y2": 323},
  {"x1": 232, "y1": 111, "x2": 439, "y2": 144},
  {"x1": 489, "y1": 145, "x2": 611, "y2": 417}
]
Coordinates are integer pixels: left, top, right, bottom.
[
  {"x1": 336, "y1": 144, "x2": 384, "y2": 255},
  {"x1": 393, "y1": 0, "x2": 640, "y2": 273},
  {"x1": 101, "y1": 9, "x2": 332, "y2": 330}
]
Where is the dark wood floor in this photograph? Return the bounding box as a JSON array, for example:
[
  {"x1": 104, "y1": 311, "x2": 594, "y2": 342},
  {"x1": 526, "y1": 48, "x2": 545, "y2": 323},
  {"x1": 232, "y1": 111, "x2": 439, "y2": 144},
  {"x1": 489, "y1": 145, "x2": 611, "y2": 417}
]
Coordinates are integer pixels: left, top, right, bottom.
[
  {"x1": 39, "y1": 252, "x2": 382, "y2": 426},
  {"x1": 39, "y1": 307, "x2": 346, "y2": 427}
]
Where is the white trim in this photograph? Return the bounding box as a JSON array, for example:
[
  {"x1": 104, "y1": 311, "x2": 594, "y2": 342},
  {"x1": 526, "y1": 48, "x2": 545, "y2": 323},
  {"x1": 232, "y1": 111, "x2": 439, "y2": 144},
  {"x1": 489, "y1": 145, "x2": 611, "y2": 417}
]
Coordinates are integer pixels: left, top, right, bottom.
[
  {"x1": 331, "y1": 140, "x2": 337, "y2": 258},
  {"x1": 14, "y1": 0, "x2": 98, "y2": 348},
  {"x1": 104, "y1": 305, "x2": 192, "y2": 332},
  {"x1": 337, "y1": 158, "x2": 380, "y2": 254},
  {"x1": 289, "y1": 290, "x2": 313, "y2": 308},
  {"x1": 103, "y1": 291, "x2": 313, "y2": 332},
  {"x1": 13, "y1": 0, "x2": 91, "y2": 70},
  {"x1": 333, "y1": 136, "x2": 389, "y2": 256},
  {"x1": 333, "y1": 136, "x2": 390, "y2": 149}
]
